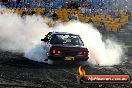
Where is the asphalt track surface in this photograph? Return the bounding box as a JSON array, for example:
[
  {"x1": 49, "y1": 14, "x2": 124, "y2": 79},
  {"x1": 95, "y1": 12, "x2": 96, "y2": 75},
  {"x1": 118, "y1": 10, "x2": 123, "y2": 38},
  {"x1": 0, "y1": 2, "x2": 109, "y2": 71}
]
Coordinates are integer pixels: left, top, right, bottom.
[
  {"x1": 0, "y1": 36, "x2": 132, "y2": 88},
  {"x1": 0, "y1": 48, "x2": 132, "y2": 88}
]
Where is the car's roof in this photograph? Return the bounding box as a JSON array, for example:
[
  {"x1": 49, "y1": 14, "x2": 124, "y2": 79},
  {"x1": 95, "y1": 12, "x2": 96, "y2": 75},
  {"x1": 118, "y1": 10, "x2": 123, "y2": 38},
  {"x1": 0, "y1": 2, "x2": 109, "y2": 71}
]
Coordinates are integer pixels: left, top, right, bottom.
[{"x1": 52, "y1": 32, "x2": 79, "y2": 36}]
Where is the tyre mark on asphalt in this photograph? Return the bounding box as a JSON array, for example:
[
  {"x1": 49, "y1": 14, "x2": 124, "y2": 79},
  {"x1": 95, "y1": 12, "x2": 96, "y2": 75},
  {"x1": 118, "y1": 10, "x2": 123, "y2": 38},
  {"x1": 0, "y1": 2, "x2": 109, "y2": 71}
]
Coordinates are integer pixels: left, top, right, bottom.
[
  {"x1": 62, "y1": 69, "x2": 77, "y2": 76},
  {"x1": 60, "y1": 69, "x2": 90, "y2": 88},
  {"x1": 0, "y1": 61, "x2": 77, "y2": 88},
  {"x1": 0, "y1": 73, "x2": 52, "y2": 87},
  {"x1": 46, "y1": 69, "x2": 86, "y2": 88},
  {"x1": 45, "y1": 69, "x2": 87, "y2": 88},
  {"x1": 0, "y1": 63, "x2": 60, "y2": 87},
  {"x1": 0, "y1": 83, "x2": 42, "y2": 88},
  {"x1": 45, "y1": 69, "x2": 67, "y2": 88}
]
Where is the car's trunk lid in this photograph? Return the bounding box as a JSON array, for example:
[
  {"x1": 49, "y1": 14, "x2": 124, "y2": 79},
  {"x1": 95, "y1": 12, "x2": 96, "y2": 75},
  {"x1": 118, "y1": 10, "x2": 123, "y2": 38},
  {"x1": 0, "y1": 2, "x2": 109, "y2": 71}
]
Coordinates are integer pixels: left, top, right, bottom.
[{"x1": 50, "y1": 44, "x2": 88, "y2": 56}]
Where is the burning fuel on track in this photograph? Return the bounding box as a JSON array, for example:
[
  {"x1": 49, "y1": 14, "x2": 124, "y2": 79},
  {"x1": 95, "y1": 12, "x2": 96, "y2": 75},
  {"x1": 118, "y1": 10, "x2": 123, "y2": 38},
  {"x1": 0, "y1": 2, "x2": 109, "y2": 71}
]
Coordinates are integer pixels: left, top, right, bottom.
[{"x1": 0, "y1": 8, "x2": 125, "y2": 66}]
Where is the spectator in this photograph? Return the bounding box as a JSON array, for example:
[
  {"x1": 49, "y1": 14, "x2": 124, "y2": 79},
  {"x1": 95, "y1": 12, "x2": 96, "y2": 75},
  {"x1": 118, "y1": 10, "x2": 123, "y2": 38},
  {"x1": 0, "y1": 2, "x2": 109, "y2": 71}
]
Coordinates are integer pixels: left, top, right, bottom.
[
  {"x1": 88, "y1": 18, "x2": 93, "y2": 23},
  {"x1": 74, "y1": 1, "x2": 80, "y2": 10},
  {"x1": 22, "y1": 9, "x2": 26, "y2": 15},
  {"x1": 52, "y1": 11, "x2": 58, "y2": 20},
  {"x1": 67, "y1": 12, "x2": 71, "y2": 20},
  {"x1": 71, "y1": 12, "x2": 79, "y2": 20},
  {"x1": 44, "y1": 10, "x2": 52, "y2": 17},
  {"x1": 126, "y1": 10, "x2": 131, "y2": 18},
  {"x1": 69, "y1": 1, "x2": 74, "y2": 8},
  {"x1": 78, "y1": 6, "x2": 86, "y2": 14},
  {"x1": 98, "y1": 19, "x2": 106, "y2": 33},
  {"x1": 0, "y1": 1, "x2": 3, "y2": 8},
  {"x1": 16, "y1": 0, "x2": 21, "y2": 6},
  {"x1": 30, "y1": 10, "x2": 36, "y2": 15},
  {"x1": 67, "y1": 12, "x2": 78, "y2": 20}
]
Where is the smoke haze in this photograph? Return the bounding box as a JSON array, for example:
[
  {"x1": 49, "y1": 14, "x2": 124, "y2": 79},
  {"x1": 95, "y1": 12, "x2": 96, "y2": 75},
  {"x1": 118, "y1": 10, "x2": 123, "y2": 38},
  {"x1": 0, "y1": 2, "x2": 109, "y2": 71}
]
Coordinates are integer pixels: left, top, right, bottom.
[
  {"x1": 0, "y1": 8, "x2": 125, "y2": 66},
  {"x1": 0, "y1": 10, "x2": 50, "y2": 53}
]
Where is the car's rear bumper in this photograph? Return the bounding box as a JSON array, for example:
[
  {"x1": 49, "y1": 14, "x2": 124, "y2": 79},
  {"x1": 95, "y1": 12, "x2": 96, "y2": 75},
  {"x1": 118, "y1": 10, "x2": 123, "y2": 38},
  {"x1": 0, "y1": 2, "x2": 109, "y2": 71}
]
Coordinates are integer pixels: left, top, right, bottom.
[{"x1": 48, "y1": 55, "x2": 89, "y2": 62}]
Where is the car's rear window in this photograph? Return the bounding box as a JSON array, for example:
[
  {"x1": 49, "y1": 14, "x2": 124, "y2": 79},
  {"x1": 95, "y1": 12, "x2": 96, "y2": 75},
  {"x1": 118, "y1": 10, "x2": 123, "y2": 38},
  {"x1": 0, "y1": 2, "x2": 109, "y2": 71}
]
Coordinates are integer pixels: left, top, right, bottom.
[{"x1": 50, "y1": 34, "x2": 84, "y2": 45}]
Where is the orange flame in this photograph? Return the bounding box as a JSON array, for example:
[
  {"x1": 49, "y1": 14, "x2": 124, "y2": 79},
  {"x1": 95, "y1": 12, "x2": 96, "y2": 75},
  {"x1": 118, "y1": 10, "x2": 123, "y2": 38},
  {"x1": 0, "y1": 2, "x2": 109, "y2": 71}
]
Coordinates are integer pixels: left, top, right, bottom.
[{"x1": 79, "y1": 66, "x2": 86, "y2": 76}]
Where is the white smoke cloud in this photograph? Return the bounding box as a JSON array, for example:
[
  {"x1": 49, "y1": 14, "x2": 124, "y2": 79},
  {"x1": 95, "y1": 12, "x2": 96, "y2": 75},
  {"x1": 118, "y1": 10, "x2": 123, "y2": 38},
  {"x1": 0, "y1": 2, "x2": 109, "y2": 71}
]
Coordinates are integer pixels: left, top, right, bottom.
[
  {"x1": 0, "y1": 8, "x2": 125, "y2": 66},
  {"x1": 25, "y1": 44, "x2": 49, "y2": 62},
  {"x1": 53, "y1": 21, "x2": 125, "y2": 66},
  {"x1": 0, "y1": 10, "x2": 50, "y2": 53}
]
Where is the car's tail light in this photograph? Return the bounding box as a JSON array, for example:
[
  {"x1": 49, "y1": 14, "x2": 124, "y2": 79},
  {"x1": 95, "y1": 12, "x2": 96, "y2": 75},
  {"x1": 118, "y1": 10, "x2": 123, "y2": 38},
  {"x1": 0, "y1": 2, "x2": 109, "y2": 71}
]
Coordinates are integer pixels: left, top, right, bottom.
[
  {"x1": 78, "y1": 51, "x2": 88, "y2": 55},
  {"x1": 50, "y1": 49, "x2": 61, "y2": 55}
]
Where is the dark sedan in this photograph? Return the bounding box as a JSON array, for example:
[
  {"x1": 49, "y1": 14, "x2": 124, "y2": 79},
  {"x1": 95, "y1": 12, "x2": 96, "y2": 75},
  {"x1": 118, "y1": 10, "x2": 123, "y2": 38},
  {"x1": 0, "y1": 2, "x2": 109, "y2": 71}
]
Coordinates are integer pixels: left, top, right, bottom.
[{"x1": 41, "y1": 32, "x2": 89, "y2": 64}]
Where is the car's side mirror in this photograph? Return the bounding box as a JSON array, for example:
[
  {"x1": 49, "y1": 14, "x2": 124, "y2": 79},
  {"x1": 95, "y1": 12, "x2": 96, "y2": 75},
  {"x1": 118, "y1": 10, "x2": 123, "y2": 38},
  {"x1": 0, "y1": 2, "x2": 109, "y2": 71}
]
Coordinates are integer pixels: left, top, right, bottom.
[
  {"x1": 41, "y1": 39, "x2": 44, "y2": 41},
  {"x1": 41, "y1": 38, "x2": 48, "y2": 42}
]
